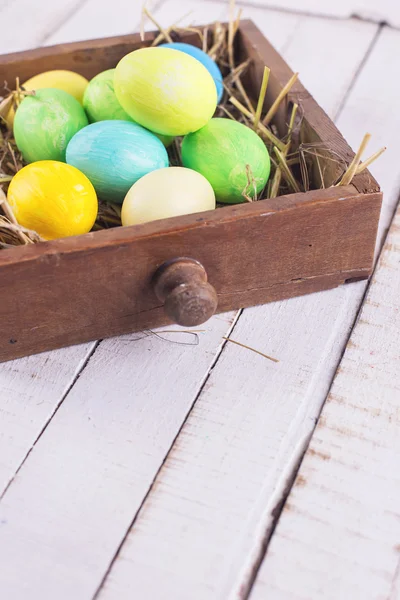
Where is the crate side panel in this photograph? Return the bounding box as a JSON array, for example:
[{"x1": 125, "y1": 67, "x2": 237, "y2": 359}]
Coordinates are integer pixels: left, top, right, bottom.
[{"x1": 0, "y1": 191, "x2": 381, "y2": 362}]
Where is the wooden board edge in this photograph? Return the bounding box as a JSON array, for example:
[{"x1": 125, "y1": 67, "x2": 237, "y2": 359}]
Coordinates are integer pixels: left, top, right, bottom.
[
  {"x1": 0, "y1": 267, "x2": 369, "y2": 364},
  {"x1": 238, "y1": 20, "x2": 380, "y2": 195},
  {"x1": 0, "y1": 186, "x2": 370, "y2": 267}
]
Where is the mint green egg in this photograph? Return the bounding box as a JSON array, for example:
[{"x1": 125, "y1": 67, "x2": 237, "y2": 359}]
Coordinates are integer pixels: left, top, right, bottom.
[
  {"x1": 14, "y1": 88, "x2": 88, "y2": 163},
  {"x1": 181, "y1": 118, "x2": 271, "y2": 204},
  {"x1": 83, "y1": 69, "x2": 133, "y2": 123}
]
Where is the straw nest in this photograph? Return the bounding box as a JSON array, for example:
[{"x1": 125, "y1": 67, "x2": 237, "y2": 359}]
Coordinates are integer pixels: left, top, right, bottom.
[{"x1": 0, "y1": 0, "x2": 385, "y2": 250}]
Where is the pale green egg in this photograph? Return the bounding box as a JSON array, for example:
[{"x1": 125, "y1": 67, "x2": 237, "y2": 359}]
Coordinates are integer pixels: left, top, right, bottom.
[
  {"x1": 14, "y1": 88, "x2": 88, "y2": 163},
  {"x1": 83, "y1": 69, "x2": 132, "y2": 123}
]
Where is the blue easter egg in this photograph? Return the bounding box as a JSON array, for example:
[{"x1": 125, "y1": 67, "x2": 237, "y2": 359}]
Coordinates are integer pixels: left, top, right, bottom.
[
  {"x1": 160, "y1": 42, "x2": 224, "y2": 103},
  {"x1": 66, "y1": 120, "x2": 169, "y2": 203}
]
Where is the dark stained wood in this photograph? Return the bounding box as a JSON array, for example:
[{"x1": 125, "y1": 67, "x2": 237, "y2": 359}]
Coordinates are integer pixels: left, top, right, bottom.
[
  {"x1": 0, "y1": 30, "x2": 202, "y2": 86},
  {"x1": 0, "y1": 21, "x2": 383, "y2": 361},
  {"x1": 0, "y1": 186, "x2": 382, "y2": 361},
  {"x1": 237, "y1": 20, "x2": 380, "y2": 194},
  {"x1": 153, "y1": 258, "x2": 218, "y2": 326}
]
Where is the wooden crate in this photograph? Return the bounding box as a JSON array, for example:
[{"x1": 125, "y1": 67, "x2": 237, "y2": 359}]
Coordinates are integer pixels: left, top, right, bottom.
[{"x1": 0, "y1": 20, "x2": 382, "y2": 362}]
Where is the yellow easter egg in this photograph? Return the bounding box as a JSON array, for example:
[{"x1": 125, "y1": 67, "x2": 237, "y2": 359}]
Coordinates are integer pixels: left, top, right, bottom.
[
  {"x1": 8, "y1": 161, "x2": 98, "y2": 240},
  {"x1": 114, "y1": 48, "x2": 217, "y2": 136},
  {"x1": 121, "y1": 167, "x2": 216, "y2": 226},
  {"x1": 24, "y1": 70, "x2": 89, "y2": 103},
  {"x1": 6, "y1": 70, "x2": 89, "y2": 129}
]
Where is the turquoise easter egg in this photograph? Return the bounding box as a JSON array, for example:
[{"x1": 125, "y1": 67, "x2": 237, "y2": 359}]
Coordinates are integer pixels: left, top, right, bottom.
[
  {"x1": 66, "y1": 120, "x2": 169, "y2": 203},
  {"x1": 160, "y1": 42, "x2": 224, "y2": 103},
  {"x1": 14, "y1": 88, "x2": 88, "y2": 163},
  {"x1": 181, "y1": 118, "x2": 271, "y2": 204},
  {"x1": 83, "y1": 69, "x2": 132, "y2": 122}
]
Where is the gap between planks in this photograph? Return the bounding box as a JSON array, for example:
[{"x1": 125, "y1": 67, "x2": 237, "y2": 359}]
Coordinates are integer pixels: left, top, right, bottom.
[
  {"x1": 334, "y1": 23, "x2": 384, "y2": 122},
  {"x1": 243, "y1": 183, "x2": 400, "y2": 599},
  {"x1": 92, "y1": 13, "x2": 387, "y2": 600},
  {"x1": 0, "y1": 341, "x2": 99, "y2": 500},
  {"x1": 0, "y1": 4, "x2": 388, "y2": 600},
  {"x1": 210, "y1": 0, "x2": 400, "y2": 29},
  {"x1": 249, "y1": 195, "x2": 400, "y2": 600},
  {"x1": 92, "y1": 310, "x2": 243, "y2": 599}
]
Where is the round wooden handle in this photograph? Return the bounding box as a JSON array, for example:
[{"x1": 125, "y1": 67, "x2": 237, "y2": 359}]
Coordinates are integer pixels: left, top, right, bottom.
[{"x1": 153, "y1": 258, "x2": 218, "y2": 327}]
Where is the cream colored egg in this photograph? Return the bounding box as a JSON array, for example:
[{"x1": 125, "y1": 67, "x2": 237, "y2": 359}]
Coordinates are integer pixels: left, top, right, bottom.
[{"x1": 121, "y1": 167, "x2": 216, "y2": 226}]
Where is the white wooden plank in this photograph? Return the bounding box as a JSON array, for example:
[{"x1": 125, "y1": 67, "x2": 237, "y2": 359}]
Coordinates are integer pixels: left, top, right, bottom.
[
  {"x1": 45, "y1": 0, "x2": 148, "y2": 46},
  {"x1": 0, "y1": 317, "x2": 238, "y2": 599},
  {"x1": 46, "y1": 0, "x2": 229, "y2": 46},
  {"x1": 281, "y1": 17, "x2": 377, "y2": 119},
  {"x1": 95, "y1": 16, "x2": 390, "y2": 600},
  {"x1": 0, "y1": 345, "x2": 95, "y2": 494},
  {"x1": 0, "y1": 4, "x2": 307, "y2": 599},
  {"x1": 247, "y1": 0, "x2": 400, "y2": 27},
  {"x1": 250, "y1": 192, "x2": 400, "y2": 600},
  {"x1": 0, "y1": 0, "x2": 84, "y2": 53}
]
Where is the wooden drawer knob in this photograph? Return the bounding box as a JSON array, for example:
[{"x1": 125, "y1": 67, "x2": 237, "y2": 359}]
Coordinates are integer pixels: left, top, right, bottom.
[{"x1": 153, "y1": 258, "x2": 218, "y2": 327}]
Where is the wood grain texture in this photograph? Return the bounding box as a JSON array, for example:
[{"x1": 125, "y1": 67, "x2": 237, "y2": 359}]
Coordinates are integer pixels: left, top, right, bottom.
[
  {"x1": 0, "y1": 315, "x2": 238, "y2": 600},
  {"x1": 102, "y1": 23, "x2": 400, "y2": 600},
  {"x1": 93, "y1": 15, "x2": 389, "y2": 600},
  {"x1": 0, "y1": 5, "x2": 387, "y2": 600},
  {"x1": 0, "y1": 186, "x2": 381, "y2": 362},
  {"x1": 0, "y1": 344, "x2": 95, "y2": 495},
  {"x1": 250, "y1": 194, "x2": 400, "y2": 600},
  {"x1": 0, "y1": 0, "x2": 84, "y2": 53},
  {"x1": 46, "y1": 0, "x2": 227, "y2": 46},
  {"x1": 247, "y1": 0, "x2": 400, "y2": 27},
  {"x1": 249, "y1": 25, "x2": 400, "y2": 599},
  {"x1": 0, "y1": 6, "x2": 349, "y2": 600},
  {"x1": 336, "y1": 26, "x2": 400, "y2": 244},
  {"x1": 0, "y1": 18, "x2": 380, "y2": 362},
  {"x1": 0, "y1": 0, "x2": 97, "y2": 502}
]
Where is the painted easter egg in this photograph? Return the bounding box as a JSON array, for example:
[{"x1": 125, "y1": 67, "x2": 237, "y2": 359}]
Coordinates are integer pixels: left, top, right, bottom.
[
  {"x1": 160, "y1": 42, "x2": 224, "y2": 103},
  {"x1": 14, "y1": 88, "x2": 88, "y2": 163},
  {"x1": 23, "y1": 70, "x2": 89, "y2": 104},
  {"x1": 82, "y1": 69, "x2": 174, "y2": 147},
  {"x1": 181, "y1": 118, "x2": 271, "y2": 203},
  {"x1": 114, "y1": 47, "x2": 217, "y2": 136},
  {"x1": 6, "y1": 70, "x2": 89, "y2": 129},
  {"x1": 66, "y1": 120, "x2": 169, "y2": 203},
  {"x1": 83, "y1": 69, "x2": 132, "y2": 122},
  {"x1": 121, "y1": 167, "x2": 215, "y2": 226},
  {"x1": 7, "y1": 161, "x2": 98, "y2": 240}
]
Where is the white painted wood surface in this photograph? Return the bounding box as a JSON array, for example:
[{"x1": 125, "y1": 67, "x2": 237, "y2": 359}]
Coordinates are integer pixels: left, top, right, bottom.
[
  {"x1": 46, "y1": 0, "x2": 227, "y2": 45},
  {"x1": 250, "y1": 181, "x2": 400, "y2": 600},
  {"x1": 0, "y1": 0, "x2": 84, "y2": 53},
  {"x1": 0, "y1": 1, "x2": 398, "y2": 599},
  {"x1": 90, "y1": 13, "x2": 396, "y2": 600},
  {"x1": 249, "y1": 0, "x2": 400, "y2": 27},
  {"x1": 0, "y1": 344, "x2": 95, "y2": 495},
  {"x1": 0, "y1": 0, "x2": 98, "y2": 498},
  {"x1": 96, "y1": 16, "x2": 400, "y2": 600},
  {"x1": 0, "y1": 316, "x2": 238, "y2": 599}
]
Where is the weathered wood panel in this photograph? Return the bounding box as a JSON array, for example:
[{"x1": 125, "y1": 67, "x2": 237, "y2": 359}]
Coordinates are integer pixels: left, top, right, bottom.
[{"x1": 250, "y1": 193, "x2": 400, "y2": 600}]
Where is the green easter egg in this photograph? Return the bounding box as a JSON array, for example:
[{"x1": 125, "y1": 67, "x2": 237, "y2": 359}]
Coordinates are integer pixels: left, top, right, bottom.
[
  {"x1": 83, "y1": 70, "x2": 175, "y2": 148},
  {"x1": 157, "y1": 133, "x2": 175, "y2": 147},
  {"x1": 83, "y1": 69, "x2": 132, "y2": 123},
  {"x1": 181, "y1": 118, "x2": 271, "y2": 203},
  {"x1": 14, "y1": 88, "x2": 88, "y2": 163}
]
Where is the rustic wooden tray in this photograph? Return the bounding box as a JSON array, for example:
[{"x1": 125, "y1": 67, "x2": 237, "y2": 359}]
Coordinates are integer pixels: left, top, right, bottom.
[{"x1": 0, "y1": 20, "x2": 382, "y2": 363}]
